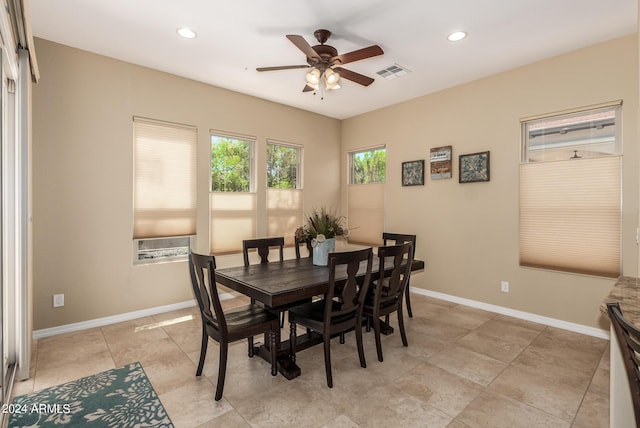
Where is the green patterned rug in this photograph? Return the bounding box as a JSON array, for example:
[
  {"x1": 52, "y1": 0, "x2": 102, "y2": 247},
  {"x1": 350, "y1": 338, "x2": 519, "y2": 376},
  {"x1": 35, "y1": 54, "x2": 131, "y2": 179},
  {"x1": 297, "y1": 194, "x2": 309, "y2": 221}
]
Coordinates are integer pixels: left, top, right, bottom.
[{"x1": 8, "y1": 362, "x2": 173, "y2": 427}]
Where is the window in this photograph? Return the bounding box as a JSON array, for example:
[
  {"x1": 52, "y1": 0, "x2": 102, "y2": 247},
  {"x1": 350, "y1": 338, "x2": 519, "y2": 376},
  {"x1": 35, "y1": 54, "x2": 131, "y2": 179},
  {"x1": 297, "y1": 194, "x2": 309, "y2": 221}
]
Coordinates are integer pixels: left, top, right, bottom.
[
  {"x1": 133, "y1": 117, "x2": 197, "y2": 262},
  {"x1": 136, "y1": 237, "x2": 191, "y2": 262},
  {"x1": 519, "y1": 103, "x2": 622, "y2": 277},
  {"x1": 267, "y1": 142, "x2": 300, "y2": 189},
  {"x1": 267, "y1": 141, "x2": 302, "y2": 244},
  {"x1": 348, "y1": 147, "x2": 386, "y2": 245},
  {"x1": 211, "y1": 135, "x2": 254, "y2": 192},
  {"x1": 350, "y1": 147, "x2": 386, "y2": 184},
  {"x1": 210, "y1": 132, "x2": 257, "y2": 254}
]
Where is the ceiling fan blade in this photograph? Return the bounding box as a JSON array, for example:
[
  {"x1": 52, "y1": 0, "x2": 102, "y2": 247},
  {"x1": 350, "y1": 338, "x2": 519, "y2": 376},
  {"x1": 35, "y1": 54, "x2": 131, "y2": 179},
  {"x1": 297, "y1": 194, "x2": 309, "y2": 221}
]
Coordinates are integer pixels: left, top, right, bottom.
[
  {"x1": 302, "y1": 85, "x2": 315, "y2": 92},
  {"x1": 334, "y1": 67, "x2": 375, "y2": 86},
  {"x1": 256, "y1": 65, "x2": 310, "y2": 72},
  {"x1": 332, "y1": 45, "x2": 383, "y2": 66},
  {"x1": 286, "y1": 35, "x2": 320, "y2": 60}
]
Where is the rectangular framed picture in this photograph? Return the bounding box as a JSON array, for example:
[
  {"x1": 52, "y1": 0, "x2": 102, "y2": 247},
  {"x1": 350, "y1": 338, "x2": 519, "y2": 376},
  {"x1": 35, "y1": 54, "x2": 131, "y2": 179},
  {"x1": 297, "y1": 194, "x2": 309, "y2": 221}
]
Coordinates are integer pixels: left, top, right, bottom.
[
  {"x1": 402, "y1": 160, "x2": 425, "y2": 186},
  {"x1": 430, "y1": 145, "x2": 452, "y2": 180},
  {"x1": 459, "y1": 151, "x2": 490, "y2": 183}
]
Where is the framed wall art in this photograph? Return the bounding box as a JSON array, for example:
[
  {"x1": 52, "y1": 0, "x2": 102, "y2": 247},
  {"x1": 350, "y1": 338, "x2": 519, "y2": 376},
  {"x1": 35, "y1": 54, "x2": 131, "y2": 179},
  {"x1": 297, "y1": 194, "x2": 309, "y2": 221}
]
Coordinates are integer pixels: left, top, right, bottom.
[
  {"x1": 459, "y1": 151, "x2": 490, "y2": 183},
  {"x1": 401, "y1": 160, "x2": 425, "y2": 186},
  {"x1": 430, "y1": 145, "x2": 452, "y2": 180}
]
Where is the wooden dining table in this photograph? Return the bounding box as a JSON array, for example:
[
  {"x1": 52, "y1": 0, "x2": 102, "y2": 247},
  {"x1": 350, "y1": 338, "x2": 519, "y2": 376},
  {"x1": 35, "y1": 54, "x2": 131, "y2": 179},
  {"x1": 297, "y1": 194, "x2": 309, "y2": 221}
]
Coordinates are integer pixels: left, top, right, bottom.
[{"x1": 215, "y1": 256, "x2": 425, "y2": 379}]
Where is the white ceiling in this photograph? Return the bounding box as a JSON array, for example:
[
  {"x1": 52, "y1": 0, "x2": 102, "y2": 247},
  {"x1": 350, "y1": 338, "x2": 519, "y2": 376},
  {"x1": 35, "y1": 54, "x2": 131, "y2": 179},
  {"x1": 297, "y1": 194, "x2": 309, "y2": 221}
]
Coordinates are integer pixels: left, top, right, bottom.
[{"x1": 28, "y1": 0, "x2": 637, "y2": 120}]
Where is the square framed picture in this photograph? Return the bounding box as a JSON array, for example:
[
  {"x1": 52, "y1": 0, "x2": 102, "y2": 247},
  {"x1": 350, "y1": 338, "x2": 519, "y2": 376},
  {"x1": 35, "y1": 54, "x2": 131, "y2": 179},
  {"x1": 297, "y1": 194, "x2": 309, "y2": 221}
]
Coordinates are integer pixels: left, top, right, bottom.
[
  {"x1": 459, "y1": 151, "x2": 490, "y2": 183},
  {"x1": 402, "y1": 160, "x2": 425, "y2": 186}
]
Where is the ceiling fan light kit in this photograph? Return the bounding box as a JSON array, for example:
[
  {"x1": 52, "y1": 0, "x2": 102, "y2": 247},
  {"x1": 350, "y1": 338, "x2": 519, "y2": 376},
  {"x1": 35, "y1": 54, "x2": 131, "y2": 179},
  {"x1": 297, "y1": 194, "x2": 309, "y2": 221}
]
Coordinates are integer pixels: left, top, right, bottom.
[{"x1": 257, "y1": 28, "x2": 383, "y2": 94}]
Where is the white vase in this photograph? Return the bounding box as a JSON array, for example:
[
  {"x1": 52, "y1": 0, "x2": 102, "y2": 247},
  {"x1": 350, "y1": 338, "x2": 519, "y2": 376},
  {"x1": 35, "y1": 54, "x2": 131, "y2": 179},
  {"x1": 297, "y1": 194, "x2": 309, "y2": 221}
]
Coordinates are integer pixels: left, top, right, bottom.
[{"x1": 313, "y1": 238, "x2": 335, "y2": 266}]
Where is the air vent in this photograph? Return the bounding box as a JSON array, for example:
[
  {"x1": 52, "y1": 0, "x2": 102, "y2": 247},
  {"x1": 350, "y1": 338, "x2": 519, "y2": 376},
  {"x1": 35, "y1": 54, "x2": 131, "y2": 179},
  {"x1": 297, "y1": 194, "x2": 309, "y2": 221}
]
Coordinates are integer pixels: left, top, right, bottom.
[{"x1": 376, "y1": 64, "x2": 411, "y2": 80}]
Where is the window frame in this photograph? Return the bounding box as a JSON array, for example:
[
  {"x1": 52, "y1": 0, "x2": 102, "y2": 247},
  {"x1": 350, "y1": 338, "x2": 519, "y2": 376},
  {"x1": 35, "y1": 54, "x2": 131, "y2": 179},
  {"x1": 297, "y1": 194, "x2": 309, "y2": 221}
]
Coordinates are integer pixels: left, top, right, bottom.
[{"x1": 133, "y1": 236, "x2": 193, "y2": 265}]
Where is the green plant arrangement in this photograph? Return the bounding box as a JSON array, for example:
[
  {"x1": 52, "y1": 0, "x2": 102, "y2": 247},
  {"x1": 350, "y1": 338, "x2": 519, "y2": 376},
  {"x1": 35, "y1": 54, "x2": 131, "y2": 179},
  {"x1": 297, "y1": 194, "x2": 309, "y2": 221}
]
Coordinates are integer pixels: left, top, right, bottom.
[{"x1": 295, "y1": 207, "x2": 348, "y2": 245}]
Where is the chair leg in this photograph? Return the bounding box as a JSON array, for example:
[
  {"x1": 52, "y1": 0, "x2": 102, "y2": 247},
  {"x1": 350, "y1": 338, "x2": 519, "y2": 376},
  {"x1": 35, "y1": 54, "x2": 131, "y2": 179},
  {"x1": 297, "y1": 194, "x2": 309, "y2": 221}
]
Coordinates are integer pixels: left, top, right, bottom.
[
  {"x1": 323, "y1": 335, "x2": 333, "y2": 388},
  {"x1": 398, "y1": 303, "x2": 408, "y2": 347},
  {"x1": 405, "y1": 281, "x2": 413, "y2": 318},
  {"x1": 373, "y1": 316, "x2": 383, "y2": 362},
  {"x1": 196, "y1": 330, "x2": 208, "y2": 376},
  {"x1": 366, "y1": 316, "x2": 371, "y2": 332},
  {"x1": 270, "y1": 330, "x2": 278, "y2": 376},
  {"x1": 355, "y1": 322, "x2": 366, "y2": 368},
  {"x1": 340, "y1": 332, "x2": 345, "y2": 344},
  {"x1": 215, "y1": 342, "x2": 228, "y2": 401},
  {"x1": 248, "y1": 336, "x2": 254, "y2": 357},
  {"x1": 289, "y1": 320, "x2": 297, "y2": 362}
]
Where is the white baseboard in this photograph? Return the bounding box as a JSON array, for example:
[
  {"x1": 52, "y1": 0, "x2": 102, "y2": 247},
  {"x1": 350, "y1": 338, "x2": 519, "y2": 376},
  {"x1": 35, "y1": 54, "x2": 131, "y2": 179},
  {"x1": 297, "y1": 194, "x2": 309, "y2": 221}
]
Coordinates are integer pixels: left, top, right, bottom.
[
  {"x1": 34, "y1": 289, "x2": 609, "y2": 341},
  {"x1": 32, "y1": 293, "x2": 235, "y2": 339},
  {"x1": 411, "y1": 288, "x2": 610, "y2": 340}
]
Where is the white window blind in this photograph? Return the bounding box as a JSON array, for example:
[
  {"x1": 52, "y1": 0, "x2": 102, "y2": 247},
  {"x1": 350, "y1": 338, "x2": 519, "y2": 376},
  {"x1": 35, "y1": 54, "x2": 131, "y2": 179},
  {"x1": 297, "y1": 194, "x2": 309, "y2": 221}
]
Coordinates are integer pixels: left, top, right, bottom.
[
  {"x1": 210, "y1": 193, "x2": 257, "y2": 254},
  {"x1": 519, "y1": 156, "x2": 621, "y2": 277},
  {"x1": 133, "y1": 117, "x2": 197, "y2": 239},
  {"x1": 267, "y1": 188, "x2": 303, "y2": 246},
  {"x1": 348, "y1": 183, "x2": 384, "y2": 246}
]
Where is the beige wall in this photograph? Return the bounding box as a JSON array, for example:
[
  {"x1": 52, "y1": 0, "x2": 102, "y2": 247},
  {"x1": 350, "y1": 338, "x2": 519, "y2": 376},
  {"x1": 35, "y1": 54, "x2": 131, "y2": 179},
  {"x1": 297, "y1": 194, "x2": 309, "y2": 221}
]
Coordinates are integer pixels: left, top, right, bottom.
[
  {"x1": 342, "y1": 34, "x2": 638, "y2": 330},
  {"x1": 32, "y1": 38, "x2": 342, "y2": 330},
  {"x1": 33, "y1": 34, "x2": 638, "y2": 332}
]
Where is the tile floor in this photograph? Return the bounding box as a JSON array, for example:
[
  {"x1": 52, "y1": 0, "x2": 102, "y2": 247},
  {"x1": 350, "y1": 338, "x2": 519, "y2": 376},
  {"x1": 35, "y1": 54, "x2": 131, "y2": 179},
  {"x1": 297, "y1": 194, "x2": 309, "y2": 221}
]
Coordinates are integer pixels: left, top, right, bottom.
[{"x1": 13, "y1": 294, "x2": 609, "y2": 427}]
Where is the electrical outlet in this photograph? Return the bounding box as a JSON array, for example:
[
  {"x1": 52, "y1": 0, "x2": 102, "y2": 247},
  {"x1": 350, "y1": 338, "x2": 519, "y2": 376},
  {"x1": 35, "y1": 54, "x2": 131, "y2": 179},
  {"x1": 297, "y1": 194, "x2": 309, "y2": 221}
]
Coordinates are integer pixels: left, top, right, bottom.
[
  {"x1": 53, "y1": 294, "x2": 64, "y2": 308},
  {"x1": 501, "y1": 281, "x2": 509, "y2": 293}
]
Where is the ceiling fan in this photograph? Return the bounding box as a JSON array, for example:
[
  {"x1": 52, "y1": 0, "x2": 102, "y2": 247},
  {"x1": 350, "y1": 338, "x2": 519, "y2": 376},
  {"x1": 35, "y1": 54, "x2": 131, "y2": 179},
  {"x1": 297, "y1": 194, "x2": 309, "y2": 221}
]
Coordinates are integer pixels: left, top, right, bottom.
[{"x1": 256, "y1": 29, "x2": 384, "y2": 93}]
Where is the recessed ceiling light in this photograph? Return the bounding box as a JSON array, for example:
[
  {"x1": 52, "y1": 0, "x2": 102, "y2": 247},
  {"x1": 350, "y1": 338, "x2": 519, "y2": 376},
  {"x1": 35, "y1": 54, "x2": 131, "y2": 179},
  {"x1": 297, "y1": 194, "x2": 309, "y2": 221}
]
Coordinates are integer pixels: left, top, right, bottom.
[
  {"x1": 447, "y1": 31, "x2": 467, "y2": 42},
  {"x1": 177, "y1": 27, "x2": 198, "y2": 39}
]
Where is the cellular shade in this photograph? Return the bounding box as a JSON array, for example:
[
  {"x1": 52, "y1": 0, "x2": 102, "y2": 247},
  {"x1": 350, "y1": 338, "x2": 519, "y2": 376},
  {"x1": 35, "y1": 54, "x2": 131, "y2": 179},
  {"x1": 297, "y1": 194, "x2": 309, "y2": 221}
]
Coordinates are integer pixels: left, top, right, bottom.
[
  {"x1": 267, "y1": 188, "x2": 303, "y2": 246},
  {"x1": 348, "y1": 183, "x2": 384, "y2": 246},
  {"x1": 519, "y1": 156, "x2": 621, "y2": 277},
  {"x1": 133, "y1": 117, "x2": 197, "y2": 239},
  {"x1": 210, "y1": 192, "x2": 257, "y2": 254}
]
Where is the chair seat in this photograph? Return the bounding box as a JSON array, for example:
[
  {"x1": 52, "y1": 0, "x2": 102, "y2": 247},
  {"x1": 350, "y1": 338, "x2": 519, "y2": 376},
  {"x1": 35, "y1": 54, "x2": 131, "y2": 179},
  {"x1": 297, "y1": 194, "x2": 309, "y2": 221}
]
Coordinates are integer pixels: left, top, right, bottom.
[
  {"x1": 224, "y1": 304, "x2": 279, "y2": 329},
  {"x1": 289, "y1": 299, "x2": 355, "y2": 326}
]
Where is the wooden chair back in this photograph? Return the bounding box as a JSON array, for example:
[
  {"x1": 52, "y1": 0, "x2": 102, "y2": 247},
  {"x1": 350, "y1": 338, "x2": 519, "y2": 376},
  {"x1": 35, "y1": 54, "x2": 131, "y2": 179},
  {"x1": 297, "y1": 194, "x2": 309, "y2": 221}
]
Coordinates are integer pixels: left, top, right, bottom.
[
  {"x1": 325, "y1": 247, "x2": 373, "y2": 323},
  {"x1": 294, "y1": 236, "x2": 312, "y2": 259},
  {"x1": 383, "y1": 232, "x2": 416, "y2": 259},
  {"x1": 607, "y1": 302, "x2": 640, "y2": 426},
  {"x1": 189, "y1": 253, "x2": 226, "y2": 338},
  {"x1": 242, "y1": 237, "x2": 285, "y2": 266},
  {"x1": 376, "y1": 242, "x2": 413, "y2": 305}
]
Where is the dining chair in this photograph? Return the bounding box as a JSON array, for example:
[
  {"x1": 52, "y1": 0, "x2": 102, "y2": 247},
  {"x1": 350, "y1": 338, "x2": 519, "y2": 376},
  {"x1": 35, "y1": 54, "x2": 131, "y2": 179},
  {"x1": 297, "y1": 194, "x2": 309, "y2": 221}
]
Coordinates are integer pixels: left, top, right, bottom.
[
  {"x1": 288, "y1": 247, "x2": 373, "y2": 388},
  {"x1": 294, "y1": 235, "x2": 312, "y2": 259},
  {"x1": 189, "y1": 252, "x2": 279, "y2": 401},
  {"x1": 243, "y1": 237, "x2": 286, "y2": 326},
  {"x1": 242, "y1": 237, "x2": 285, "y2": 266},
  {"x1": 364, "y1": 242, "x2": 413, "y2": 362},
  {"x1": 607, "y1": 302, "x2": 640, "y2": 426},
  {"x1": 382, "y1": 232, "x2": 417, "y2": 318}
]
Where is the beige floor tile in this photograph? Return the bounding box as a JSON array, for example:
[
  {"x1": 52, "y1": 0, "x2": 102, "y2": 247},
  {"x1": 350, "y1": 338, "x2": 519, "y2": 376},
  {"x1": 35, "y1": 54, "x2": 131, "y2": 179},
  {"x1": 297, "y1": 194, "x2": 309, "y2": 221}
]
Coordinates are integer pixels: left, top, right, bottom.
[
  {"x1": 457, "y1": 329, "x2": 529, "y2": 363},
  {"x1": 108, "y1": 336, "x2": 187, "y2": 367},
  {"x1": 231, "y1": 382, "x2": 340, "y2": 428},
  {"x1": 429, "y1": 345, "x2": 508, "y2": 386},
  {"x1": 321, "y1": 414, "x2": 361, "y2": 428},
  {"x1": 143, "y1": 357, "x2": 199, "y2": 395},
  {"x1": 196, "y1": 409, "x2": 251, "y2": 427},
  {"x1": 345, "y1": 383, "x2": 453, "y2": 428},
  {"x1": 487, "y1": 364, "x2": 585, "y2": 421},
  {"x1": 396, "y1": 362, "x2": 484, "y2": 417},
  {"x1": 33, "y1": 355, "x2": 115, "y2": 392},
  {"x1": 455, "y1": 391, "x2": 570, "y2": 428},
  {"x1": 409, "y1": 316, "x2": 472, "y2": 343},
  {"x1": 572, "y1": 390, "x2": 609, "y2": 428},
  {"x1": 160, "y1": 379, "x2": 234, "y2": 427}
]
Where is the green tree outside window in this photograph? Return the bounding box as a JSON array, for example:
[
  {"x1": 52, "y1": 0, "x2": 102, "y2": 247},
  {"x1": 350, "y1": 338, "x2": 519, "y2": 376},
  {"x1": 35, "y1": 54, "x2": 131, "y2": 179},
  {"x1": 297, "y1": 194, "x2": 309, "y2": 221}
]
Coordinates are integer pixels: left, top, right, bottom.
[
  {"x1": 267, "y1": 144, "x2": 299, "y2": 189},
  {"x1": 211, "y1": 136, "x2": 252, "y2": 192},
  {"x1": 352, "y1": 148, "x2": 386, "y2": 184}
]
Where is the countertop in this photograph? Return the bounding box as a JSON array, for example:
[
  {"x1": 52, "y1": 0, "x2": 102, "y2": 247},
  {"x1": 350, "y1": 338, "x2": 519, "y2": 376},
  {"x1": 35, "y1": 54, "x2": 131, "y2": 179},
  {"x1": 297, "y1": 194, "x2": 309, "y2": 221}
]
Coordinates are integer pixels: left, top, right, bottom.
[{"x1": 601, "y1": 276, "x2": 640, "y2": 325}]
